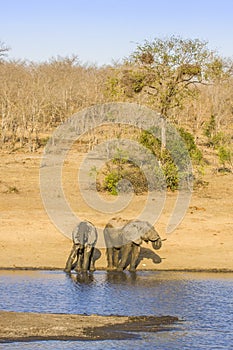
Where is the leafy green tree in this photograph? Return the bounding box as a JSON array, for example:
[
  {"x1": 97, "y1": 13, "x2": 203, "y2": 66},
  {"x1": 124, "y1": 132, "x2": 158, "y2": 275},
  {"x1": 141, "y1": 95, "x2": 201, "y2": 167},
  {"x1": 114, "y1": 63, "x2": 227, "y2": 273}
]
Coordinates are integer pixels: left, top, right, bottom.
[
  {"x1": 139, "y1": 126, "x2": 203, "y2": 190},
  {"x1": 108, "y1": 36, "x2": 225, "y2": 117}
]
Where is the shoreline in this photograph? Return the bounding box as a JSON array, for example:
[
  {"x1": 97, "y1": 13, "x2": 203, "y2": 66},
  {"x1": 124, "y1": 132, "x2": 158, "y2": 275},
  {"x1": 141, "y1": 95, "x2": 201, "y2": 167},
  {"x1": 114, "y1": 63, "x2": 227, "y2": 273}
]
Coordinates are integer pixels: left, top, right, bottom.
[
  {"x1": 0, "y1": 266, "x2": 233, "y2": 274},
  {"x1": 0, "y1": 311, "x2": 179, "y2": 342},
  {"x1": 0, "y1": 267, "x2": 233, "y2": 273}
]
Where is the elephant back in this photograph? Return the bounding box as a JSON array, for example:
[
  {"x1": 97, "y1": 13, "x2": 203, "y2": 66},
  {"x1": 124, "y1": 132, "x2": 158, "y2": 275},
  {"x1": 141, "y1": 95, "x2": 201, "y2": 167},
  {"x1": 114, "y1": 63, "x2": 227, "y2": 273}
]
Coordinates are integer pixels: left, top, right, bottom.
[
  {"x1": 72, "y1": 221, "x2": 97, "y2": 246},
  {"x1": 104, "y1": 217, "x2": 129, "y2": 248},
  {"x1": 121, "y1": 220, "x2": 150, "y2": 245}
]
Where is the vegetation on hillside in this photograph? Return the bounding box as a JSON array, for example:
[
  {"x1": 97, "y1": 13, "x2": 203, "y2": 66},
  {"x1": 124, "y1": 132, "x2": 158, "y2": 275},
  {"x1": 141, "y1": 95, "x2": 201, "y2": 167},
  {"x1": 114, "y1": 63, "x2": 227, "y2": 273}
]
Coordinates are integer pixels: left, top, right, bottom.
[{"x1": 0, "y1": 37, "x2": 233, "y2": 191}]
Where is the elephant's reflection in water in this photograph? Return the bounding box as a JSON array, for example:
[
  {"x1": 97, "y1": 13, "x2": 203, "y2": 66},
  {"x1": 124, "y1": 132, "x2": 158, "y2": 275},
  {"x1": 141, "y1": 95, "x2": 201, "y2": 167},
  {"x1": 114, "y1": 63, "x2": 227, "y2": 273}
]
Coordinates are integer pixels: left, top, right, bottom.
[
  {"x1": 105, "y1": 271, "x2": 138, "y2": 284},
  {"x1": 68, "y1": 270, "x2": 138, "y2": 286},
  {"x1": 68, "y1": 271, "x2": 95, "y2": 285}
]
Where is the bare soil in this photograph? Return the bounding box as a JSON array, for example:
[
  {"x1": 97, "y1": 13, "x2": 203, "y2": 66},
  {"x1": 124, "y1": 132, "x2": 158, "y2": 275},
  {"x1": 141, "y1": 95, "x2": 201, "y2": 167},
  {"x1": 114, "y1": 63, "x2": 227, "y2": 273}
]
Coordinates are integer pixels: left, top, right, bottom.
[
  {"x1": 0, "y1": 311, "x2": 178, "y2": 342},
  {"x1": 0, "y1": 151, "x2": 233, "y2": 271}
]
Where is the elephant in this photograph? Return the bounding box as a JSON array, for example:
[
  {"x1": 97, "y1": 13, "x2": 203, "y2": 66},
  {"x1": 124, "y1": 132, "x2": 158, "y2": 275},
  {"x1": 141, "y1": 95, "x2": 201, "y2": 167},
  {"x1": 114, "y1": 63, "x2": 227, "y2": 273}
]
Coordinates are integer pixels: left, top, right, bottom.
[
  {"x1": 64, "y1": 221, "x2": 98, "y2": 273},
  {"x1": 104, "y1": 217, "x2": 162, "y2": 272}
]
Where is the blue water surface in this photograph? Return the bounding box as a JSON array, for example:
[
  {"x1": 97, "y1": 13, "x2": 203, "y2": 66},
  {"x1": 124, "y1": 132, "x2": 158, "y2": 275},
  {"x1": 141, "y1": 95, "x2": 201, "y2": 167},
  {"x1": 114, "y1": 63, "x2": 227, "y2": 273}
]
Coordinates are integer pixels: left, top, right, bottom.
[{"x1": 0, "y1": 270, "x2": 232, "y2": 349}]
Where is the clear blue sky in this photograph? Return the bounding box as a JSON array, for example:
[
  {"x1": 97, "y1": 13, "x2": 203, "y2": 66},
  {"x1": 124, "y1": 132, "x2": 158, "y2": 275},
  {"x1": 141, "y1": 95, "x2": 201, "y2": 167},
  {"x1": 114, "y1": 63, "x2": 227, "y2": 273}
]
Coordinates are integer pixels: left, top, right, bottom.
[{"x1": 1, "y1": 0, "x2": 233, "y2": 65}]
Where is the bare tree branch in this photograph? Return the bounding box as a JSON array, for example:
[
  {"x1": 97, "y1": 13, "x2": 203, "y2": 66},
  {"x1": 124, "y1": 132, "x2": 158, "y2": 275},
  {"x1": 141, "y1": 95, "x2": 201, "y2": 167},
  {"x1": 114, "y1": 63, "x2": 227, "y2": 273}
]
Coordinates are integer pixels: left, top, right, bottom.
[{"x1": 0, "y1": 41, "x2": 10, "y2": 60}]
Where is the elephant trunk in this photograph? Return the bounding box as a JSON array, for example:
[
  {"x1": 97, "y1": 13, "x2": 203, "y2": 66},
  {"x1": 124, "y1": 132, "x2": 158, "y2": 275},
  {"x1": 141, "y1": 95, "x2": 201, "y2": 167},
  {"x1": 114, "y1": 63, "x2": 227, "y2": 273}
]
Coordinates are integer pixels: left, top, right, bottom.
[{"x1": 152, "y1": 238, "x2": 162, "y2": 250}]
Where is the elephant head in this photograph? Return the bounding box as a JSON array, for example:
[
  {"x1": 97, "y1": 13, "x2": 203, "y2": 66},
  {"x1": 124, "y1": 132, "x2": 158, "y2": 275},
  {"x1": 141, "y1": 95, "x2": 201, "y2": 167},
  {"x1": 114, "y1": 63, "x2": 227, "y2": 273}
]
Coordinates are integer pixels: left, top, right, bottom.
[
  {"x1": 122, "y1": 220, "x2": 162, "y2": 251},
  {"x1": 141, "y1": 223, "x2": 162, "y2": 250}
]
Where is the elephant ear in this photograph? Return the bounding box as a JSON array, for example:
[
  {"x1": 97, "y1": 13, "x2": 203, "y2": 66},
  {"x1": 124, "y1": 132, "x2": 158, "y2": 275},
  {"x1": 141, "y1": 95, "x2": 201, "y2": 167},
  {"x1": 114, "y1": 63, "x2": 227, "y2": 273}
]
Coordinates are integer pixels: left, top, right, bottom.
[
  {"x1": 132, "y1": 237, "x2": 143, "y2": 245},
  {"x1": 121, "y1": 221, "x2": 142, "y2": 245},
  {"x1": 152, "y1": 238, "x2": 162, "y2": 250}
]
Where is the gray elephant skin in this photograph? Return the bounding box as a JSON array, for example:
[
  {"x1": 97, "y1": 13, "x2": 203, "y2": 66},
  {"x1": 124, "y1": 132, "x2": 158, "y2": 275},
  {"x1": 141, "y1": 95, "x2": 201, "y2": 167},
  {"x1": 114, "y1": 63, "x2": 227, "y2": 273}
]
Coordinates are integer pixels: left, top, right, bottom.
[
  {"x1": 64, "y1": 221, "x2": 97, "y2": 273},
  {"x1": 104, "y1": 217, "x2": 162, "y2": 272}
]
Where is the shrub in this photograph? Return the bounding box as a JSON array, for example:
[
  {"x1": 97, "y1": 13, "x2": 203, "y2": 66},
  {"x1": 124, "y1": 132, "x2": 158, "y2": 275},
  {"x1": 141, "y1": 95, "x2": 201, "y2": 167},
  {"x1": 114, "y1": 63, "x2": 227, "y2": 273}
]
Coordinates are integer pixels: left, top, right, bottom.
[
  {"x1": 139, "y1": 126, "x2": 201, "y2": 191},
  {"x1": 96, "y1": 126, "x2": 202, "y2": 194},
  {"x1": 103, "y1": 171, "x2": 121, "y2": 195},
  {"x1": 6, "y1": 185, "x2": 19, "y2": 194},
  {"x1": 217, "y1": 146, "x2": 232, "y2": 169},
  {"x1": 203, "y1": 115, "x2": 228, "y2": 149},
  {"x1": 203, "y1": 115, "x2": 216, "y2": 142},
  {"x1": 178, "y1": 127, "x2": 203, "y2": 164}
]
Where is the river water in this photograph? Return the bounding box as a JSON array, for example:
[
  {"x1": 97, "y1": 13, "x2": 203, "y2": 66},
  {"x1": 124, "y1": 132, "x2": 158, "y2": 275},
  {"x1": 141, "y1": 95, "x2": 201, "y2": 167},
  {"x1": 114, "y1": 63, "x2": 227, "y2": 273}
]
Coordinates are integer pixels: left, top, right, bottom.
[{"x1": 0, "y1": 270, "x2": 232, "y2": 349}]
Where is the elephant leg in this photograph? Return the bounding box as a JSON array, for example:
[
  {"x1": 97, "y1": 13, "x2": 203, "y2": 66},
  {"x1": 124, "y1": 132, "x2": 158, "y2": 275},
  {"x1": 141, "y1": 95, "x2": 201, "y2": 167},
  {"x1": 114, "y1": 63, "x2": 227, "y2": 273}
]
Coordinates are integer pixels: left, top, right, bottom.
[
  {"x1": 130, "y1": 244, "x2": 140, "y2": 272},
  {"x1": 117, "y1": 243, "x2": 132, "y2": 271},
  {"x1": 64, "y1": 244, "x2": 78, "y2": 272},
  {"x1": 74, "y1": 245, "x2": 83, "y2": 272},
  {"x1": 106, "y1": 247, "x2": 115, "y2": 270},
  {"x1": 82, "y1": 245, "x2": 93, "y2": 272},
  {"x1": 113, "y1": 248, "x2": 120, "y2": 268},
  {"x1": 89, "y1": 248, "x2": 95, "y2": 272}
]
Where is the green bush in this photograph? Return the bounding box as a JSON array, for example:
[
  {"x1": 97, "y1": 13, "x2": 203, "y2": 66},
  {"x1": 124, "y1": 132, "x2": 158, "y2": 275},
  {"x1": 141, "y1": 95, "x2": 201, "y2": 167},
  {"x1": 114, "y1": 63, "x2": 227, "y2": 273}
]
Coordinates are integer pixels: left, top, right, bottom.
[
  {"x1": 139, "y1": 126, "x2": 201, "y2": 191},
  {"x1": 203, "y1": 115, "x2": 216, "y2": 142},
  {"x1": 103, "y1": 164, "x2": 150, "y2": 195},
  {"x1": 139, "y1": 129, "x2": 161, "y2": 156},
  {"x1": 217, "y1": 146, "x2": 232, "y2": 168},
  {"x1": 97, "y1": 126, "x2": 202, "y2": 194},
  {"x1": 211, "y1": 132, "x2": 226, "y2": 149},
  {"x1": 104, "y1": 171, "x2": 121, "y2": 195},
  {"x1": 162, "y1": 161, "x2": 179, "y2": 191},
  {"x1": 203, "y1": 116, "x2": 228, "y2": 149},
  {"x1": 178, "y1": 127, "x2": 203, "y2": 164}
]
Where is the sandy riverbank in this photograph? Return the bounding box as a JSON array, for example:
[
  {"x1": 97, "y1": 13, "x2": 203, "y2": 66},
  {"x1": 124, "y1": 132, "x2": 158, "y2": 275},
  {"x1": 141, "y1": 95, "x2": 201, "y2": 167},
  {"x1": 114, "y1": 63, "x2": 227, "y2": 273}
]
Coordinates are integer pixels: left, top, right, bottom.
[
  {"x1": 0, "y1": 311, "x2": 178, "y2": 342},
  {"x1": 0, "y1": 152, "x2": 233, "y2": 271}
]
